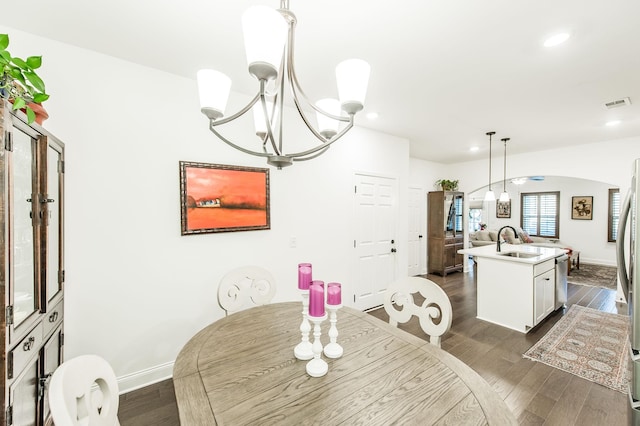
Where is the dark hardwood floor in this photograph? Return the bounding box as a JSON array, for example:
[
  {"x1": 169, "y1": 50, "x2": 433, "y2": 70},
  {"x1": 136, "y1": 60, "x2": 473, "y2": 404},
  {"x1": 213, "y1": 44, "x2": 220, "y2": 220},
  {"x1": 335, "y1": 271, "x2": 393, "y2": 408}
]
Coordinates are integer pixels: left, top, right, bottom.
[{"x1": 119, "y1": 262, "x2": 628, "y2": 425}]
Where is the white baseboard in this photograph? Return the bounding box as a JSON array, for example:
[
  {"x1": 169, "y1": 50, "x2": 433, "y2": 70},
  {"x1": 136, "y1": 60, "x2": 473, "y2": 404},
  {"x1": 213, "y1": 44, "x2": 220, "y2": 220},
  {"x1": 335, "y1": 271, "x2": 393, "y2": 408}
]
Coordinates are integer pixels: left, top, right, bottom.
[{"x1": 117, "y1": 361, "x2": 174, "y2": 394}]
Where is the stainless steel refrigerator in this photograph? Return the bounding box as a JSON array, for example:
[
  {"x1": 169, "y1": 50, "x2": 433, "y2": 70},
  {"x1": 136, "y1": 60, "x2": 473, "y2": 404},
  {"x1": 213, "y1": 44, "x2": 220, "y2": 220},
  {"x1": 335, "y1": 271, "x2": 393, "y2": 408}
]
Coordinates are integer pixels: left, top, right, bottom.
[{"x1": 616, "y1": 158, "x2": 640, "y2": 423}]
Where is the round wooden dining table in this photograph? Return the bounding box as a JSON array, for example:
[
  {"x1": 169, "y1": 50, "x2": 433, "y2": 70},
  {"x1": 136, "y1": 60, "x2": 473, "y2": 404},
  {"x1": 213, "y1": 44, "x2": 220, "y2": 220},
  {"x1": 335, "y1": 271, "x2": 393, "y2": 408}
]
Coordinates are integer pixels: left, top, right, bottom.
[{"x1": 173, "y1": 302, "x2": 517, "y2": 425}]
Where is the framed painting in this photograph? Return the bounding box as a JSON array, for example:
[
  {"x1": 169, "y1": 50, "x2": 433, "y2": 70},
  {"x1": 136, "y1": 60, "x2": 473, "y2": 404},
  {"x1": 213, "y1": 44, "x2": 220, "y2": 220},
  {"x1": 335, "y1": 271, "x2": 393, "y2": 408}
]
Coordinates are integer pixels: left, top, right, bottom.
[
  {"x1": 571, "y1": 196, "x2": 593, "y2": 220},
  {"x1": 496, "y1": 200, "x2": 511, "y2": 218},
  {"x1": 179, "y1": 161, "x2": 270, "y2": 235}
]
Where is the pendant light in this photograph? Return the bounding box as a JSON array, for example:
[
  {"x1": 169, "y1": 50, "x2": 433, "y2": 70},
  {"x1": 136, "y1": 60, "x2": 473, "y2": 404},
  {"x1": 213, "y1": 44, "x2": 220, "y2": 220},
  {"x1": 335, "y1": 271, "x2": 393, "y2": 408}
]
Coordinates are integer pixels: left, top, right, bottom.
[
  {"x1": 499, "y1": 138, "x2": 510, "y2": 202},
  {"x1": 484, "y1": 131, "x2": 496, "y2": 201}
]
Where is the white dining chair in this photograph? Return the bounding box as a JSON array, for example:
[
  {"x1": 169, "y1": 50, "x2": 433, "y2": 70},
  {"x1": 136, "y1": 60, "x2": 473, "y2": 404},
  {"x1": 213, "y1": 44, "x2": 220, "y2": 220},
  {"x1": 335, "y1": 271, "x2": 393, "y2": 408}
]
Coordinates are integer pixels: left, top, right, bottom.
[
  {"x1": 48, "y1": 354, "x2": 120, "y2": 426},
  {"x1": 218, "y1": 265, "x2": 277, "y2": 315},
  {"x1": 383, "y1": 276, "x2": 453, "y2": 347}
]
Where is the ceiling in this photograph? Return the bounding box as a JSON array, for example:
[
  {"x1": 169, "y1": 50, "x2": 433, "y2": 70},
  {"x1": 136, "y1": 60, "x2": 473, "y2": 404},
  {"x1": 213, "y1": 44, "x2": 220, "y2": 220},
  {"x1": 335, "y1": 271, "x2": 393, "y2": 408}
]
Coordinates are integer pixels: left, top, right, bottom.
[{"x1": 2, "y1": 0, "x2": 639, "y2": 163}]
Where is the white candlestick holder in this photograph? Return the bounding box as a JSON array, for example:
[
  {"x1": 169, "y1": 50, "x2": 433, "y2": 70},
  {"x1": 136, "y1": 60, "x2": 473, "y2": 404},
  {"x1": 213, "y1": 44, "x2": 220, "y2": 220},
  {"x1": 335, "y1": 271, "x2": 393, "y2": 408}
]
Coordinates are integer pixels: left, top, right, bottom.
[
  {"x1": 323, "y1": 304, "x2": 343, "y2": 359},
  {"x1": 294, "y1": 290, "x2": 314, "y2": 360},
  {"x1": 306, "y1": 313, "x2": 328, "y2": 377}
]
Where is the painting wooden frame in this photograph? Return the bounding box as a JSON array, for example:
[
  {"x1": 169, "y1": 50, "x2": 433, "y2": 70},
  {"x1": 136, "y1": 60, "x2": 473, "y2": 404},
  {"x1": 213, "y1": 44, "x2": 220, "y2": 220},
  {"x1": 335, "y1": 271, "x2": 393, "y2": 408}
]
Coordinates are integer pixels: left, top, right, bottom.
[
  {"x1": 179, "y1": 161, "x2": 270, "y2": 235},
  {"x1": 571, "y1": 196, "x2": 593, "y2": 220},
  {"x1": 496, "y1": 200, "x2": 511, "y2": 218}
]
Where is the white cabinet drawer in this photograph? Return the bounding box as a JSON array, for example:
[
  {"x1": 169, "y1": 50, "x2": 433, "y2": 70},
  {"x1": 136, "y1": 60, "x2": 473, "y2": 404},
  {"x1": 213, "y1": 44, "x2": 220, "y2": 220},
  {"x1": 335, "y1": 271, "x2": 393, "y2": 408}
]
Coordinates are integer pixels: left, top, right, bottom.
[
  {"x1": 8, "y1": 322, "x2": 43, "y2": 381},
  {"x1": 534, "y1": 259, "x2": 555, "y2": 276}
]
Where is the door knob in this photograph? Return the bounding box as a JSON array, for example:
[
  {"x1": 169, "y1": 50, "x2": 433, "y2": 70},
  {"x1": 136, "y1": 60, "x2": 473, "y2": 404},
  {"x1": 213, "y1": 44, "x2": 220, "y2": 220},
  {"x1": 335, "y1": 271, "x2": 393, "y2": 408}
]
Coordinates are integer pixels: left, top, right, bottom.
[{"x1": 391, "y1": 248, "x2": 397, "y2": 253}]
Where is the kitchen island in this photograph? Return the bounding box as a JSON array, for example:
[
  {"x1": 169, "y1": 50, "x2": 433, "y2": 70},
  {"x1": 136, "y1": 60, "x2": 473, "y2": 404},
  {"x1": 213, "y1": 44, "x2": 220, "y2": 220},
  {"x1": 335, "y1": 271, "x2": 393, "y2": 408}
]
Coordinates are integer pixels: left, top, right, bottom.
[{"x1": 459, "y1": 244, "x2": 568, "y2": 333}]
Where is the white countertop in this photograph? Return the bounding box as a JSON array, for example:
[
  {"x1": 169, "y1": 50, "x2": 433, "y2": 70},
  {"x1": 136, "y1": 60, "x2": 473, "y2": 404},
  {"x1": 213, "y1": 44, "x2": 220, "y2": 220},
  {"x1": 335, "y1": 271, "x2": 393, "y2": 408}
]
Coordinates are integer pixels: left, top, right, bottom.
[{"x1": 458, "y1": 243, "x2": 568, "y2": 264}]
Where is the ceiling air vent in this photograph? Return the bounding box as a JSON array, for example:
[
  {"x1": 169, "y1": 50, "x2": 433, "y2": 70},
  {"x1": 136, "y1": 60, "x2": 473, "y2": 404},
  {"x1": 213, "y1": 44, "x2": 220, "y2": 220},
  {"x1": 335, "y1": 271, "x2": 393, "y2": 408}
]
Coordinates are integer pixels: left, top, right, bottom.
[{"x1": 604, "y1": 97, "x2": 631, "y2": 109}]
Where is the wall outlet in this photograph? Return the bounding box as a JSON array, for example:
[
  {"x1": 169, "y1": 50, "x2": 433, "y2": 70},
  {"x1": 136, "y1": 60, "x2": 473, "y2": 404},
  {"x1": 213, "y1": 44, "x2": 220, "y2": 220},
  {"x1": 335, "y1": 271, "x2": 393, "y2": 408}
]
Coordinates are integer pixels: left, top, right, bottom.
[{"x1": 289, "y1": 237, "x2": 297, "y2": 248}]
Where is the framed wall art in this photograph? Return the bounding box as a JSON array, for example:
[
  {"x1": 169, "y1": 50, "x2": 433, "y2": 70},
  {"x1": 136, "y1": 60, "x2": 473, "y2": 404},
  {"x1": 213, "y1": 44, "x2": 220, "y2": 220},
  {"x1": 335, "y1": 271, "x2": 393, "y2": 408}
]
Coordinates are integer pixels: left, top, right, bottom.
[
  {"x1": 496, "y1": 200, "x2": 511, "y2": 218},
  {"x1": 571, "y1": 196, "x2": 593, "y2": 220},
  {"x1": 179, "y1": 161, "x2": 270, "y2": 235}
]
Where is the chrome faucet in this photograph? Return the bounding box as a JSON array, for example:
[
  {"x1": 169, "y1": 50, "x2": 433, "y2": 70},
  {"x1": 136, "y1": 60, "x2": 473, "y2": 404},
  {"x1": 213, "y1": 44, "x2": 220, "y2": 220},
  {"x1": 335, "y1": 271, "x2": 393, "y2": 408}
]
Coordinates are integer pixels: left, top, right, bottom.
[{"x1": 496, "y1": 226, "x2": 518, "y2": 252}]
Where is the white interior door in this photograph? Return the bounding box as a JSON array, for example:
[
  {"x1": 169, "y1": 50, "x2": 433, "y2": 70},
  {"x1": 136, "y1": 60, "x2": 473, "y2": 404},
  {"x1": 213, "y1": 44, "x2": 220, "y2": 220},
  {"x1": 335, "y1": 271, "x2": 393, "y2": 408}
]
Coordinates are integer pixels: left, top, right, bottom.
[
  {"x1": 408, "y1": 187, "x2": 424, "y2": 276},
  {"x1": 353, "y1": 173, "x2": 397, "y2": 311}
]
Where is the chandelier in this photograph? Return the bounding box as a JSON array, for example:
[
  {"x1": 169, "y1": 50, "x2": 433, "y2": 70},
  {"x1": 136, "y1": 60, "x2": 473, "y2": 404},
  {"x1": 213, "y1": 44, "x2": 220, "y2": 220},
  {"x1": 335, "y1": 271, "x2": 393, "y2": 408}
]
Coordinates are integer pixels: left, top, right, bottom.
[
  {"x1": 196, "y1": 0, "x2": 371, "y2": 169},
  {"x1": 499, "y1": 137, "x2": 510, "y2": 202},
  {"x1": 484, "y1": 131, "x2": 496, "y2": 201}
]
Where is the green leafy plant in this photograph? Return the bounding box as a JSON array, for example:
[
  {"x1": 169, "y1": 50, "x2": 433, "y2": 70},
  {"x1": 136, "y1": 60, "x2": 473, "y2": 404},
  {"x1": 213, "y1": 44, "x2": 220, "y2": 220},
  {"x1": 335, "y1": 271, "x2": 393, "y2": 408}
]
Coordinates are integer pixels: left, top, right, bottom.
[
  {"x1": 435, "y1": 179, "x2": 459, "y2": 191},
  {"x1": 0, "y1": 34, "x2": 49, "y2": 124}
]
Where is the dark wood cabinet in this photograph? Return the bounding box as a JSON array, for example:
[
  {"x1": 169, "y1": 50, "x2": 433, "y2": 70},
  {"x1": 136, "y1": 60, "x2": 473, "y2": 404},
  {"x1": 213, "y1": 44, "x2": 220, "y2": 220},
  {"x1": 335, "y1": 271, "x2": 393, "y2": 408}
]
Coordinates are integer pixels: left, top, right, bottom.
[
  {"x1": 0, "y1": 100, "x2": 65, "y2": 426},
  {"x1": 427, "y1": 191, "x2": 464, "y2": 276}
]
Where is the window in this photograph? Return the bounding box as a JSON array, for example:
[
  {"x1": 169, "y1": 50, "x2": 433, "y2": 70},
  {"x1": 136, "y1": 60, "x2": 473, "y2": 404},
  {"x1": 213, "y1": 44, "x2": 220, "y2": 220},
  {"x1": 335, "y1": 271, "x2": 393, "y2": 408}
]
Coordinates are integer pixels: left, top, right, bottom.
[
  {"x1": 454, "y1": 195, "x2": 463, "y2": 232},
  {"x1": 609, "y1": 188, "x2": 621, "y2": 242},
  {"x1": 469, "y1": 208, "x2": 482, "y2": 232},
  {"x1": 520, "y1": 191, "x2": 560, "y2": 238}
]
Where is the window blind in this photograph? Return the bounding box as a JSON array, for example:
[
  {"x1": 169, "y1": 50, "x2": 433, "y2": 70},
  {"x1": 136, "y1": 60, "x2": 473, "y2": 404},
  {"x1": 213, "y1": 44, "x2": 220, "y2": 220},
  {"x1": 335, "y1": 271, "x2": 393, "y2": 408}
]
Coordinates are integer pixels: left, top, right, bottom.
[
  {"x1": 609, "y1": 188, "x2": 620, "y2": 242},
  {"x1": 521, "y1": 192, "x2": 559, "y2": 238}
]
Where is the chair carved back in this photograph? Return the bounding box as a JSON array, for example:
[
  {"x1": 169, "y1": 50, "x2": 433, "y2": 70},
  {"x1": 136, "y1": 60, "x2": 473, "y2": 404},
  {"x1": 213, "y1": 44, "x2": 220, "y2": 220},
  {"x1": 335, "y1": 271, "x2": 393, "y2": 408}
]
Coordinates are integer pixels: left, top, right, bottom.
[
  {"x1": 48, "y1": 354, "x2": 120, "y2": 426},
  {"x1": 383, "y1": 276, "x2": 453, "y2": 347},
  {"x1": 218, "y1": 266, "x2": 277, "y2": 315}
]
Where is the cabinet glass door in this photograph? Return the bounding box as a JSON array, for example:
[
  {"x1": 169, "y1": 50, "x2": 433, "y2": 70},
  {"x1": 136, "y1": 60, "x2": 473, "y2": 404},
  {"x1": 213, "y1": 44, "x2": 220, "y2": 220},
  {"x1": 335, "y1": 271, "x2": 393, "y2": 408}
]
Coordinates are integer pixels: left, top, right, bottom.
[
  {"x1": 45, "y1": 144, "x2": 63, "y2": 304},
  {"x1": 444, "y1": 192, "x2": 464, "y2": 236},
  {"x1": 11, "y1": 128, "x2": 37, "y2": 328}
]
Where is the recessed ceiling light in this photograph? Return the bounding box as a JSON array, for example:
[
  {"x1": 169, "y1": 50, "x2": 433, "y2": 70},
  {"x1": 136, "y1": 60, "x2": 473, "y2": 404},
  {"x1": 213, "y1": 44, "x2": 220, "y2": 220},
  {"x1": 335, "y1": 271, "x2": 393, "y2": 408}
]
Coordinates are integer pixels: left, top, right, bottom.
[
  {"x1": 544, "y1": 32, "x2": 570, "y2": 47},
  {"x1": 366, "y1": 112, "x2": 379, "y2": 120},
  {"x1": 469, "y1": 146, "x2": 479, "y2": 152},
  {"x1": 606, "y1": 120, "x2": 621, "y2": 127}
]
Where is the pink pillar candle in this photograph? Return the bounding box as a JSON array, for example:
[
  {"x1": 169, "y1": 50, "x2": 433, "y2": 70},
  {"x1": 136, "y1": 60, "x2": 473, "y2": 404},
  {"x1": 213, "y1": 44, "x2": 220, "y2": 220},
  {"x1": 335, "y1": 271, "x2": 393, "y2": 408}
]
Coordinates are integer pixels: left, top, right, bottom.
[
  {"x1": 298, "y1": 263, "x2": 312, "y2": 290},
  {"x1": 308, "y1": 283, "x2": 325, "y2": 317},
  {"x1": 327, "y1": 283, "x2": 341, "y2": 305},
  {"x1": 311, "y1": 280, "x2": 324, "y2": 288}
]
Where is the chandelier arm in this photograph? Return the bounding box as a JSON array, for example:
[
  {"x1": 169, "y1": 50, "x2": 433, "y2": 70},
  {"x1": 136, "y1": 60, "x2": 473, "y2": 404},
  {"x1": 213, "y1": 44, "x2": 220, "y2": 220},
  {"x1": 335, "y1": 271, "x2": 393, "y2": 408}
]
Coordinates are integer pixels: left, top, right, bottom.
[
  {"x1": 290, "y1": 69, "x2": 350, "y2": 123},
  {"x1": 286, "y1": 116, "x2": 355, "y2": 159},
  {"x1": 286, "y1": 34, "x2": 350, "y2": 124},
  {"x1": 293, "y1": 145, "x2": 331, "y2": 162},
  {"x1": 276, "y1": 60, "x2": 286, "y2": 154},
  {"x1": 285, "y1": 52, "x2": 350, "y2": 145},
  {"x1": 259, "y1": 81, "x2": 282, "y2": 156},
  {"x1": 208, "y1": 121, "x2": 271, "y2": 158},
  {"x1": 210, "y1": 93, "x2": 261, "y2": 127}
]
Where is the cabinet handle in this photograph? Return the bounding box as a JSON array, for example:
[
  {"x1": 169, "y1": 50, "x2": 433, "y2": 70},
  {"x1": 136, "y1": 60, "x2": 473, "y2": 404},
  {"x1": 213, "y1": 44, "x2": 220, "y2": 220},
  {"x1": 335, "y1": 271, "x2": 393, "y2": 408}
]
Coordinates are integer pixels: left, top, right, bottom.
[
  {"x1": 23, "y1": 336, "x2": 35, "y2": 351},
  {"x1": 48, "y1": 311, "x2": 59, "y2": 323}
]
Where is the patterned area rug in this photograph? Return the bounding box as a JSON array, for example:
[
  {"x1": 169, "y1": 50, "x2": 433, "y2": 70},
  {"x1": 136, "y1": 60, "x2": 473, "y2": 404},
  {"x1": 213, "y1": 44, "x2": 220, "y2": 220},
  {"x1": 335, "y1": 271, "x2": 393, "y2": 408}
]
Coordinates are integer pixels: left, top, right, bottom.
[
  {"x1": 568, "y1": 263, "x2": 617, "y2": 290},
  {"x1": 523, "y1": 305, "x2": 630, "y2": 393}
]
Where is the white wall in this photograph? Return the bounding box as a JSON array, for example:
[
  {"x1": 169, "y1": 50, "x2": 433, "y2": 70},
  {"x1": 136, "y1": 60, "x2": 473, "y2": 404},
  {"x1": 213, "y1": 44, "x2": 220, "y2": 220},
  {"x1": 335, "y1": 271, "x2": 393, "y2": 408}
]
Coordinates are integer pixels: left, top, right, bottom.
[{"x1": 0, "y1": 27, "x2": 410, "y2": 392}]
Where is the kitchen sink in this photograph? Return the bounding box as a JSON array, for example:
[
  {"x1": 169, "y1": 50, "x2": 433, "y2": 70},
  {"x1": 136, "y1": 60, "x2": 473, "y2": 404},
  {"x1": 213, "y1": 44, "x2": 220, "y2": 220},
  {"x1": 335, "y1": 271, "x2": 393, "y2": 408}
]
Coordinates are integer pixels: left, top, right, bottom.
[{"x1": 496, "y1": 251, "x2": 539, "y2": 258}]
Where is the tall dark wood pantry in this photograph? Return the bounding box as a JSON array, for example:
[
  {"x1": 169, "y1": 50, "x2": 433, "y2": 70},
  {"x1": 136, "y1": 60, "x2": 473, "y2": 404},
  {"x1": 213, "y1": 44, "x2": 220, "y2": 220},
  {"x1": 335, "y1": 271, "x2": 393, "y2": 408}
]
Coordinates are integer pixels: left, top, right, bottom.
[
  {"x1": 427, "y1": 191, "x2": 464, "y2": 276},
  {"x1": 0, "y1": 100, "x2": 65, "y2": 426}
]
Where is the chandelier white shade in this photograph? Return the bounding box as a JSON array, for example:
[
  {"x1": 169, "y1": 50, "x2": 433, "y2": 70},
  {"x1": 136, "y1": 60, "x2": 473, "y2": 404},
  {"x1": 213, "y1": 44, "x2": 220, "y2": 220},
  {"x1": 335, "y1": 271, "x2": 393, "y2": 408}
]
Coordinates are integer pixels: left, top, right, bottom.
[
  {"x1": 336, "y1": 59, "x2": 371, "y2": 114},
  {"x1": 196, "y1": 0, "x2": 371, "y2": 169},
  {"x1": 484, "y1": 131, "x2": 496, "y2": 202},
  {"x1": 242, "y1": 6, "x2": 288, "y2": 81},
  {"x1": 197, "y1": 70, "x2": 232, "y2": 120},
  {"x1": 252, "y1": 100, "x2": 278, "y2": 139},
  {"x1": 315, "y1": 98, "x2": 341, "y2": 139}
]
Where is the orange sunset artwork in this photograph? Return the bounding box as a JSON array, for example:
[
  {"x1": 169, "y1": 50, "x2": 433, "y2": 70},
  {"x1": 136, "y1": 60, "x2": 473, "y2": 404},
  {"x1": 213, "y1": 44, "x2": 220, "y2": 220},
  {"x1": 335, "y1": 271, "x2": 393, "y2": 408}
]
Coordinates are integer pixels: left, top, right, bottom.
[{"x1": 182, "y1": 164, "x2": 269, "y2": 233}]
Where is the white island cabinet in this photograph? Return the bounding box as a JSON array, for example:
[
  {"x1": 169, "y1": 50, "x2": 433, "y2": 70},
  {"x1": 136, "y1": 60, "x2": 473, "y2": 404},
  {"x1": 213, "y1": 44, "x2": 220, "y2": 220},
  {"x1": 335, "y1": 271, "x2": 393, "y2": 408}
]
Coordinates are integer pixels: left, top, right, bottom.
[{"x1": 459, "y1": 244, "x2": 567, "y2": 333}]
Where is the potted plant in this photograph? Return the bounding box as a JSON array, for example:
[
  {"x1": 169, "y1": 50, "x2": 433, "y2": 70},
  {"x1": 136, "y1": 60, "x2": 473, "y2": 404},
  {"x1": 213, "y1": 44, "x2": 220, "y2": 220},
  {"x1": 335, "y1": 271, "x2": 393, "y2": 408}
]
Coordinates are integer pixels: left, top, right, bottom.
[
  {"x1": 435, "y1": 179, "x2": 459, "y2": 191},
  {"x1": 0, "y1": 33, "x2": 49, "y2": 124}
]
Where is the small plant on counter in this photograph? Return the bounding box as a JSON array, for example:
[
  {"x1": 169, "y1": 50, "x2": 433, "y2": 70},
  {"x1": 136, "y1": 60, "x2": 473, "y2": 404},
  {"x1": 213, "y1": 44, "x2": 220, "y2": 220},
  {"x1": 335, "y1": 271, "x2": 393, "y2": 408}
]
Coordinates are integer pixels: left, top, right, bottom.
[
  {"x1": 0, "y1": 33, "x2": 49, "y2": 124},
  {"x1": 435, "y1": 179, "x2": 459, "y2": 191}
]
